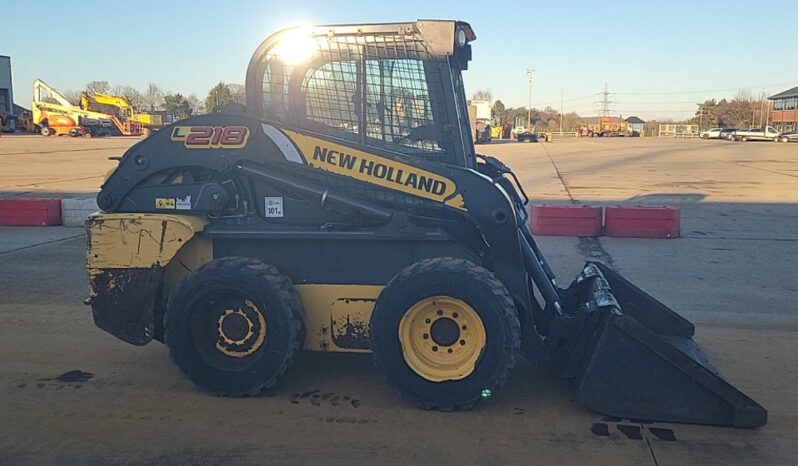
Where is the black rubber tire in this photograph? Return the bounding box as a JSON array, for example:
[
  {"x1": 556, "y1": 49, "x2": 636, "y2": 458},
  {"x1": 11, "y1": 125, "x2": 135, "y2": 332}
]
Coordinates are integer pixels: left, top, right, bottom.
[
  {"x1": 164, "y1": 257, "x2": 305, "y2": 396},
  {"x1": 370, "y1": 257, "x2": 520, "y2": 410}
]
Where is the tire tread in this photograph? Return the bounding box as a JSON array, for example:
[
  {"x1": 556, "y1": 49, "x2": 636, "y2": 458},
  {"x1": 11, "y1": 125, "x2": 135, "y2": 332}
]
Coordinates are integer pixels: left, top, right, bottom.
[
  {"x1": 165, "y1": 256, "x2": 305, "y2": 396},
  {"x1": 372, "y1": 257, "x2": 520, "y2": 411}
]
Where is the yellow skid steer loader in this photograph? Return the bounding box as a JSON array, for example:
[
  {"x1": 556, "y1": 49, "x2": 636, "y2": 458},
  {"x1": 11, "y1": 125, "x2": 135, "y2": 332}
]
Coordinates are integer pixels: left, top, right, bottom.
[{"x1": 86, "y1": 20, "x2": 765, "y2": 427}]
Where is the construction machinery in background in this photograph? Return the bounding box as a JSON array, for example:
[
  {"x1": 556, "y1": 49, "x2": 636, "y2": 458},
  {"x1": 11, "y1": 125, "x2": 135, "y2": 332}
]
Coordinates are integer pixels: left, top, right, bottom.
[
  {"x1": 582, "y1": 116, "x2": 629, "y2": 137},
  {"x1": 32, "y1": 79, "x2": 145, "y2": 137},
  {"x1": 80, "y1": 90, "x2": 163, "y2": 132},
  {"x1": 86, "y1": 20, "x2": 766, "y2": 428}
]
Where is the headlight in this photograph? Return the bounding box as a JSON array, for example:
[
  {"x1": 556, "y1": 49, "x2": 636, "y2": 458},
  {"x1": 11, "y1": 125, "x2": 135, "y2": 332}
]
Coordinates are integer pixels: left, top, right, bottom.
[{"x1": 456, "y1": 28, "x2": 467, "y2": 48}]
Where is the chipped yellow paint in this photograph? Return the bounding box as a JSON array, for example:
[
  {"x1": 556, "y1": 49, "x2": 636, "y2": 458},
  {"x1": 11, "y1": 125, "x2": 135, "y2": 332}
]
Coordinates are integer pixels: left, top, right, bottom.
[
  {"x1": 161, "y1": 234, "x2": 212, "y2": 307},
  {"x1": 297, "y1": 284, "x2": 383, "y2": 353},
  {"x1": 87, "y1": 213, "x2": 207, "y2": 270},
  {"x1": 87, "y1": 213, "x2": 384, "y2": 354}
]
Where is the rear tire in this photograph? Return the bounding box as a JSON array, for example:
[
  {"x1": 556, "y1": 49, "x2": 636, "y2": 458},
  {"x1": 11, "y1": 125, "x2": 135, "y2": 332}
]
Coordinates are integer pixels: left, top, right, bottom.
[
  {"x1": 165, "y1": 257, "x2": 305, "y2": 396},
  {"x1": 370, "y1": 257, "x2": 520, "y2": 410}
]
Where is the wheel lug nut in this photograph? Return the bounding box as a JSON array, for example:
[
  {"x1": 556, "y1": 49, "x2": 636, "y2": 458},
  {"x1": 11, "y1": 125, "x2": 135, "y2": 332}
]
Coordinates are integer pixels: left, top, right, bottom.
[
  {"x1": 425, "y1": 318, "x2": 431, "y2": 324},
  {"x1": 436, "y1": 310, "x2": 443, "y2": 316},
  {"x1": 432, "y1": 346, "x2": 438, "y2": 352},
  {"x1": 447, "y1": 348, "x2": 453, "y2": 353},
  {"x1": 462, "y1": 325, "x2": 467, "y2": 330},
  {"x1": 423, "y1": 333, "x2": 429, "y2": 339},
  {"x1": 453, "y1": 312, "x2": 459, "y2": 318},
  {"x1": 459, "y1": 340, "x2": 466, "y2": 345}
]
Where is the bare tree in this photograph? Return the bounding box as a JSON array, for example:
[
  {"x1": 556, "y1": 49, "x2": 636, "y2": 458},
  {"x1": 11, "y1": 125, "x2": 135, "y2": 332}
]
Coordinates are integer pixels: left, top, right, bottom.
[
  {"x1": 228, "y1": 83, "x2": 245, "y2": 104},
  {"x1": 186, "y1": 93, "x2": 203, "y2": 115},
  {"x1": 111, "y1": 85, "x2": 143, "y2": 108},
  {"x1": 85, "y1": 80, "x2": 111, "y2": 95},
  {"x1": 734, "y1": 88, "x2": 753, "y2": 103},
  {"x1": 471, "y1": 89, "x2": 493, "y2": 102},
  {"x1": 61, "y1": 89, "x2": 82, "y2": 106},
  {"x1": 141, "y1": 83, "x2": 164, "y2": 112}
]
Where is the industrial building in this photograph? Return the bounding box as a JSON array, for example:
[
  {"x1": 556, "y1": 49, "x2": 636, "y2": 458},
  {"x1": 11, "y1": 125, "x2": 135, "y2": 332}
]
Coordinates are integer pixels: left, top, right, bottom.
[
  {"x1": 0, "y1": 55, "x2": 13, "y2": 116},
  {"x1": 769, "y1": 86, "x2": 798, "y2": 133},
  {"x1": 625, "y1": 116, "x2": 645, "y2": 134}
]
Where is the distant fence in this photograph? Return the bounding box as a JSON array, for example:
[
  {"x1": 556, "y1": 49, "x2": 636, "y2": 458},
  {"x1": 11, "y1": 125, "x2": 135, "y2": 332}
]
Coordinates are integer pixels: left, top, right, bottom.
[
  {"x1": 659, "y1": 124, "x2": 699, "y2": 137},
  {"x1": 548, "y1": 131, "x2": 580, "y2": 137}
]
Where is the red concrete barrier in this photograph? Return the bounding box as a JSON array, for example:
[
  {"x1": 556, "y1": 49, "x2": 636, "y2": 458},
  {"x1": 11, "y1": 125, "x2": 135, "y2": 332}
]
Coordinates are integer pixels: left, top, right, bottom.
[
  {"x1": 604, "y1": 206, "x2": 680, "y2": 239},
  {"x1": 0, "y1": 198, "x2": 62, "y2": 226},
  {"x1": 530, "y1": 204, "x2": 603, "y2": 237}
]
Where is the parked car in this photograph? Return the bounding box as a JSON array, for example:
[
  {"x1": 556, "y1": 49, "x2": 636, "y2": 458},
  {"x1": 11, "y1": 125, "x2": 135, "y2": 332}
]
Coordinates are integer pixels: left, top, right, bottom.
[
  {"x1": 778, "y1": 130, "x2": 798, "y2": 143},
  {"x1": 732, "y1": 126, "x2": 781, "y2": 142},
  {"x1": 700, "y1": 128, "x2": 723, "y2": 139},
  {"x1": 719, "y1": 128, "x2": 739, "y2": 140},
  {"x1": 516, "y1": 131, "x2": 538, "y2": 142}
]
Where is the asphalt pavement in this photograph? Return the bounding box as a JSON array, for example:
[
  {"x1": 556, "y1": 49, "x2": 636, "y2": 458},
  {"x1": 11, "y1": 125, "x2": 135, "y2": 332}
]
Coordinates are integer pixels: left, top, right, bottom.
[{"x1": 0, "y1": 136, "x2": 796, "y2": 465}]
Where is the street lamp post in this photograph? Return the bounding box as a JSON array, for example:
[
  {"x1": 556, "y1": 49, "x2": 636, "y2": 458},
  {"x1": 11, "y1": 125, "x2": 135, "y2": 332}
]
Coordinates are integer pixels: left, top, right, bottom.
[{"x1": 526, "y1": 68, "x2": 535, "y2": 130}]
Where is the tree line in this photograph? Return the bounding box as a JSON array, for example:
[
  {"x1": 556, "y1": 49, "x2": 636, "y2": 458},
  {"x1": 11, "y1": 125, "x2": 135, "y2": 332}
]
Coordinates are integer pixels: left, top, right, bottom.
[
  {"x1": 58, "y1": 81, "x2": 247, "y2": 119},
  {"x1": 687, "y1": 90, "x2": 772, "y2": 130},
  {"x1": 472, "y1": 88, "x2": 773, "y2": 133}
]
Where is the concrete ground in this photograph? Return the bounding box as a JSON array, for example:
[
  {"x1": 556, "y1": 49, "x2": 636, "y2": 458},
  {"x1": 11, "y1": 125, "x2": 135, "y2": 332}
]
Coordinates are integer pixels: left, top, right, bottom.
[
  {"x1": 0, "y1": 135, "x2": 796, "y2": 465},
  {"x1": 0, "y1": 134, "x2": 129, "y2": 199}
]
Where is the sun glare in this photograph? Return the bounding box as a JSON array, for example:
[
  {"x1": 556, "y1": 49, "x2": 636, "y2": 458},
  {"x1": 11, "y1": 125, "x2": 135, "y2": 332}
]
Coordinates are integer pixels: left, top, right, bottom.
[{"x1": 271, "y1": 29, "x2": 318, "y2": 65}]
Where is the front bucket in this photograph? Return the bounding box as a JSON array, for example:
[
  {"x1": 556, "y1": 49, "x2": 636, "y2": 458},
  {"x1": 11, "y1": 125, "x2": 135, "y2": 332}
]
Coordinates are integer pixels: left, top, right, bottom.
[{"x1": 554, "y1": 262, "x2": 767, "y2": 428}]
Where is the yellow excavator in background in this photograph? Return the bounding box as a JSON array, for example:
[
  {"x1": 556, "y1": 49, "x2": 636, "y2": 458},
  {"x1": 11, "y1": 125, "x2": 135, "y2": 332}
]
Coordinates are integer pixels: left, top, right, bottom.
[
  {"x1": 80, "y1": 91, "x2": 163, "y2": 130},
  {"x1": 32, "y1": 79, "x2": 146, "y2": 137}
]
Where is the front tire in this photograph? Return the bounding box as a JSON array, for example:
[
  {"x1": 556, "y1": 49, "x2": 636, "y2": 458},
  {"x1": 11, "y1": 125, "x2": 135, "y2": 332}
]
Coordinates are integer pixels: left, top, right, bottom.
[
  {"x1": 165, "y1": 257, "x2": 305, "y2": 396},
  {"x1": 370, "y1": 258, "x2": 520, "y2": 410}
]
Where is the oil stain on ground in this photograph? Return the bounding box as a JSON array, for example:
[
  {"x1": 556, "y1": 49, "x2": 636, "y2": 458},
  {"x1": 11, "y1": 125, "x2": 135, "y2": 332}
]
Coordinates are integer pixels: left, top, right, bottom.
[
  {"x1": 54, "y1": 370, "x2": 94, "y2": 383},
  {"x1": 289, "y1": 389, "x2": 361, "y2": 408},
  {"x1": 22, "y1": 370, "x2": 95, "y2": 391}
]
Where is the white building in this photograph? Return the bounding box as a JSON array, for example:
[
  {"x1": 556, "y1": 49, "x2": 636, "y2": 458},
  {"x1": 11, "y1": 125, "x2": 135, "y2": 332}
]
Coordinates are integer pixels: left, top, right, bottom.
[
  {"x1": 0, "y1": 55, "x2": 13, "y2": 116},
  {"x1": 470, "y1": 100, "x2": 491, "y2": 121}
]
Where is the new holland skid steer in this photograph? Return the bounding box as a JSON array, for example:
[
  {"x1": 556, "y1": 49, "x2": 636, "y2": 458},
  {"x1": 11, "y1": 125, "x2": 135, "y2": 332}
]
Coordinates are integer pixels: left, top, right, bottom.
[{"x1": 86, "y1": 20, "x2": 766, "y2": 427}]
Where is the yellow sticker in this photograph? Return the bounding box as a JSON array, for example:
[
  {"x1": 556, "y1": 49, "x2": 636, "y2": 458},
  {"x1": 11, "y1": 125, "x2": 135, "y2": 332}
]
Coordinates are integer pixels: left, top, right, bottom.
[
  {"x1": 155, "y1": 198, "x2": 176, "y2": 209},
  {"x1": 283, "y1": 131, "x2": 465, "y2": 210}
]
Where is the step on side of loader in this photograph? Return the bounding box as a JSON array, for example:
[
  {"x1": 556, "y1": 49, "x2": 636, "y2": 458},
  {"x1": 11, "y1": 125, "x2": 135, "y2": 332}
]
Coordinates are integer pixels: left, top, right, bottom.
[{"x1": 550, "y1": 262, "x2": 767, "y2": 428}]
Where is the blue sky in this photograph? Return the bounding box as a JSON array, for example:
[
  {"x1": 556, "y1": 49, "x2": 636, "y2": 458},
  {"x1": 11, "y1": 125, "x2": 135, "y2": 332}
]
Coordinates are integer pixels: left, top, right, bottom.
[{"x1": 4, "y1": 0, "x2": 796, "y2": 120}]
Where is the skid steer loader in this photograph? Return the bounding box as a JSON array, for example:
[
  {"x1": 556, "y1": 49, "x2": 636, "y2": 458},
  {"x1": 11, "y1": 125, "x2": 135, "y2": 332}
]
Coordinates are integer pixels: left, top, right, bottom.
[{"x1": 86, "y1": 20, "x2": 766, "y2": 427}]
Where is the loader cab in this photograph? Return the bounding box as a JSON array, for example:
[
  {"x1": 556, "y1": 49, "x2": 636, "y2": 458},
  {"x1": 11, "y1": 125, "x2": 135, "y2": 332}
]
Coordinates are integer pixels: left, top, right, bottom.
[{"x1": 245, "y1": 20, "x2": 477, "y2": 168}]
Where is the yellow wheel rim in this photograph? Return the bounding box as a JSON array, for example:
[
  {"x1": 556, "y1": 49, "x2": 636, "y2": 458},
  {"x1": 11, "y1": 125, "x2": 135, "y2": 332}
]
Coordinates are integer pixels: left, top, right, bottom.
[
  {"x1": 215, "y1": 299, "x2": 267, "y2": 358},
  {"x1": 398, "y1": 296, "x2": 486, "y2": 382}
]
